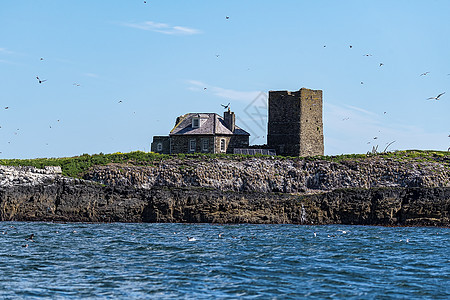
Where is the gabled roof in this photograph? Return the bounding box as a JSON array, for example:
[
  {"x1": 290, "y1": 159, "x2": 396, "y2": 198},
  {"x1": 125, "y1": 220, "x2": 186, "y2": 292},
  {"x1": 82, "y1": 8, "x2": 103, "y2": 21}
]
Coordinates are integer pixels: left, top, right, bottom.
[{"x1": 170, "y1": 113, "x2": 250, "y2": 136}]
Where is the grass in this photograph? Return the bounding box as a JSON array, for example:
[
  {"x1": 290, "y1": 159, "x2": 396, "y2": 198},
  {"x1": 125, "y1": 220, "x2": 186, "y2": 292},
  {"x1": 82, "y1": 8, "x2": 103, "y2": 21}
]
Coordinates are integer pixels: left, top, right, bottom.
[{"x1": 0, "y1": 150, "x2": 448, "y2": 178}]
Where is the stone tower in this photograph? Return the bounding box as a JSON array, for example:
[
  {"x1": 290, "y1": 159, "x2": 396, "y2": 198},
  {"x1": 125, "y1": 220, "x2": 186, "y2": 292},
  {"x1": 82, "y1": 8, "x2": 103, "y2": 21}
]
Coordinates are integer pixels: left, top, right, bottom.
[{"x1": 267, "y1": 88, "x2": 324, "y2": 157}]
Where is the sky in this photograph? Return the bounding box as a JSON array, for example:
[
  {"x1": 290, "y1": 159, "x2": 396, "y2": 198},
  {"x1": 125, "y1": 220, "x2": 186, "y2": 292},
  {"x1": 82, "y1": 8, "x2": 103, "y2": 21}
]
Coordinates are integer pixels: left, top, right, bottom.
[{"x1": 0, "y1": 0, "x2": 449, "y2": 159}]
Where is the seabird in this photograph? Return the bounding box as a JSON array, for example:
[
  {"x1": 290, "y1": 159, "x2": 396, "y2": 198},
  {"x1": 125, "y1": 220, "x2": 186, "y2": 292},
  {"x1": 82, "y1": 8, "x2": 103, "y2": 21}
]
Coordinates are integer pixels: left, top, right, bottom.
[
  {"x1": 379, "y1": 63, "x2": 384, "y2": 67},
  {"x1": 187, "y1": 237, "x2": 197, "y2": 241},
  {"x1": 420, "y1": 72, "x2": 430, "y2": 76},
  {"x1": 349, "y1": 45, "x2": 352, "y2": 48},
  {"x1": 226, "y1": 16, "x2": 229, "y2": 19},
  {"x1": 4, "y1": 107, "x2": 8, "y2": 109},
  {"x1": 427, "y1": 92, "x2": 445, "y2": 100},
  {"x1": 364, "y1": 54, "x2": 373, "y2": 57},
  {"x1": 36, "y1": 76, "x2": 47, "y2": 84},
  {"x1": 221, "y1": 102, "x2": 230, "y2": 109},
  {"x1": 25, "y1": 234, "x2": 34, "y2": 241}
]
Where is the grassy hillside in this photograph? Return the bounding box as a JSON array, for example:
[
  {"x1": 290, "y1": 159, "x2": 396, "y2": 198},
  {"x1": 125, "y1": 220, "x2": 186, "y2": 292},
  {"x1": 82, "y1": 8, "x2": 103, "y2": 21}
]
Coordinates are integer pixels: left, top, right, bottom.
[{"x1": 0, "y1": 150, "x2": 448, "y2": 178}]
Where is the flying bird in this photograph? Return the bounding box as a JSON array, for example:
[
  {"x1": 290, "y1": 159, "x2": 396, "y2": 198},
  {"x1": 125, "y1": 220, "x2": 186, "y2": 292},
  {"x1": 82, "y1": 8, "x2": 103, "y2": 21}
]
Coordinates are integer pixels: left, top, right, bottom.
[
  {"x1": 427, "y1": 92, "x2": 445, "y2": 100},
  {"x1": 364, "y1": 54, "x2": 373, "y2": 57},
  {"x1": 40, "y1": 57, "x2": 44, "y2": 61},
  {"x1": 420, "y1": 72, "x2": 430, "y2": 76},
  {"x1": 379, "y1": 63, "x2": 384, "y2": 67},
  {"x1": 36, "y1": 76, "x2": 47, "y2": 84},
  {"x1": 221, "y1": 102, "x2": 230, "y2": 109},
  {"x1": 226, "y1": 16, "x2": 230, "y2": 19},
  {"x1": 4, "y1": 107, "x2": 8, "y2": 109},
  {"x1": 118, "y1": 100, "x2": 123, "y2": 103},
  {"x1": 73, "y1": 83, "x2": 80, "y2": 87},
  {"x1": 349, "y1": 45, "x2": 352, "y2": 48}
]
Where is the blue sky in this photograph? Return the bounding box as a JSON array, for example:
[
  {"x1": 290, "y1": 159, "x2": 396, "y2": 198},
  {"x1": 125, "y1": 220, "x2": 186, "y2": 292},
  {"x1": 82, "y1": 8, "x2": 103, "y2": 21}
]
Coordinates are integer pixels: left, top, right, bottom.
[{"x1": 0, "y1": 0, "x2": 449, "y2": 159}]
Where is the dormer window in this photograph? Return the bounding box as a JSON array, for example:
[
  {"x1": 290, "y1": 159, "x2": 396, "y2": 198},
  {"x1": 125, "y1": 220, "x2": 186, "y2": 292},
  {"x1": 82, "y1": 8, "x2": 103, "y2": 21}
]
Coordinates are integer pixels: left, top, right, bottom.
[{"x1": 192, "y1": 117, "x2": 200, "y2": 128}]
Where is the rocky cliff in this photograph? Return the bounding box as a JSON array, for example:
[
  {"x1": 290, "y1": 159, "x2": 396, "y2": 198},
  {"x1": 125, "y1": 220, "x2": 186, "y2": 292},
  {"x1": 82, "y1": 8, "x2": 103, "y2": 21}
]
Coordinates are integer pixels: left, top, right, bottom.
[{"x1": 1, "y1": 153, "x2": 449, "y2": 226}]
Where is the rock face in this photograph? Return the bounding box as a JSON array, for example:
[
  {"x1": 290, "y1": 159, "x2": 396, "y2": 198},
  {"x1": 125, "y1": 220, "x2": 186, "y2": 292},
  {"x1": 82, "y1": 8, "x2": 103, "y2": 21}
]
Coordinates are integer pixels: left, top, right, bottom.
[
  {"x1": 83, "y1": 156, "x2": 449, "y2": 193},
  {"x1": 0, "y1": 155, "x2": 449, "y2": 226}
]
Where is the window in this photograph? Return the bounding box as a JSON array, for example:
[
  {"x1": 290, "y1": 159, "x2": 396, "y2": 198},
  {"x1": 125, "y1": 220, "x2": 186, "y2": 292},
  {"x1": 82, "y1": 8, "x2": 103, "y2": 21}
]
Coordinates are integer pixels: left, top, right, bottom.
[
  {"x1": 157, "y1": 143, "x2": 163, "y2": 152},
  {"x1": 220, "y1": 139, "x2": 226, "y2": 152},
  {"x1": 189, "y1": 139, "x2": 196, "y2": 152},
  {"x1": 202, "y1": 139, "x2": 209, "y2": 152},
  {"x1": 192, "y1": 117, "x2": 200, "y2": 128}
]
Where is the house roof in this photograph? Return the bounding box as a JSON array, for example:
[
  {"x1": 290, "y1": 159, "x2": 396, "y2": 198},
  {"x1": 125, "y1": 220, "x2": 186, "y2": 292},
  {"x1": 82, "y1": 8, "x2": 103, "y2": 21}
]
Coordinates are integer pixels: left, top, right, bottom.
[{"x1": 170, "y1": 113, "x2": 250, "y2": 136}]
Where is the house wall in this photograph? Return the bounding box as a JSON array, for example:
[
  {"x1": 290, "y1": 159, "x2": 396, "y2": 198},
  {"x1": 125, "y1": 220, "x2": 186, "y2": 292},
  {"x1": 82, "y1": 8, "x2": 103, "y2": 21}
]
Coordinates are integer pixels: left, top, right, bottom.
[
  {"x1": 170, "y1": 135, "x2": 215, "y2": 154},
  {"x1": 214, "y1": 135, "x2": 249, "y2": 154},
  {"x1": 151, "y1": 136, "x2": 171, "y2": 154}
]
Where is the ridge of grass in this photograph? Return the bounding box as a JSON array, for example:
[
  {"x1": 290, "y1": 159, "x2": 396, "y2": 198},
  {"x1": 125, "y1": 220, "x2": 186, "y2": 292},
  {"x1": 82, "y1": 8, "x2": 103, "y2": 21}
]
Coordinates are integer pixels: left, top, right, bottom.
[{"x1": 0, "y1": 150, "x2": 448, "y2": 178}]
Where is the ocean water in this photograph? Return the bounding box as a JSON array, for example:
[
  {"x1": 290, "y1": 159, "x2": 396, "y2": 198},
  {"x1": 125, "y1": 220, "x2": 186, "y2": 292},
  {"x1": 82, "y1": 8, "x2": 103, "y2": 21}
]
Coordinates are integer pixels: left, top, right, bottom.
[{"x1": 0, "y1": 222, "x2": 448, "y2": 299}]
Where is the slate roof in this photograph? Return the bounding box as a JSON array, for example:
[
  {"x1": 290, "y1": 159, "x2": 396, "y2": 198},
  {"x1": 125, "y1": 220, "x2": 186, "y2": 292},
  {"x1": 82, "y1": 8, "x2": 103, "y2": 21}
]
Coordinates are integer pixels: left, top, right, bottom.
[{"x1": 170, "y1": 113, "x2": 250, "y2": 136}]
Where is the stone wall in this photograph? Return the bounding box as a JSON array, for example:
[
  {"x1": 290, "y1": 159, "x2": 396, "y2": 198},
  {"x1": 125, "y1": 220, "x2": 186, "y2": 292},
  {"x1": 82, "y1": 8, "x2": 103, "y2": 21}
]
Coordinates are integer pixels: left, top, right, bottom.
[
  {"x1": 150, "y1": 136, "x2": 171, "y2": 154},
  {"x1": 267, "y1": 88, "x2": 324, "y2": 157},
  {"x1": 299, "y1": 88, "x2": 324, "y2": 156},
  {"x1": 170, "y1": 135, "x2": 215, "y2": 154}
]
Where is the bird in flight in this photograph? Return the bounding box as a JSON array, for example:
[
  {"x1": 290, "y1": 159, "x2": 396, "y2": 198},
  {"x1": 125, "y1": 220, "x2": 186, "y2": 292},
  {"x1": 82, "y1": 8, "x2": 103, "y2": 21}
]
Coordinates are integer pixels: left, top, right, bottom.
[
  {"x1": 226, "y1": 16, "x2": 230, "y2": 19},
  {"x1": 4, "y1": 107, "x2": 8, "y2": 109},
  {"x1": 349, "y1": 45, "x2": 352, "y2": 48},
  {"x1": 118, "y1": 100, "x2": 123, "y2": 103},
  {"x1": 420, "y1": 72, "x2": 430, "y2": 76},
  {"x1": 364, "y1": 54, "x2": 373, "y2": 57},
  {"x1": 73, "y1": 83, "x2": 80, "y2": 87},
  {"x1": 36, "y1": 76, "x2": 47, "y2": 84},
  {"x1": 379, "y1": 63, "x2": 384, "y2": 67},
  {"x1": 221, "y1": 102, "x2": 230, "y2": 109},
  {"x1": 427, "y1": 92, "x2": 445, "y2": 100}
]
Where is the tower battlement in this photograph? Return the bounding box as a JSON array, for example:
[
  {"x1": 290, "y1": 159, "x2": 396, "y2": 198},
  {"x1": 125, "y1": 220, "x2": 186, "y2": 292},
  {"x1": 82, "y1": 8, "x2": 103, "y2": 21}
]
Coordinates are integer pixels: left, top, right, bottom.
[{"x1": 267, "y1": 88, "x2": 324, "y2": 157}]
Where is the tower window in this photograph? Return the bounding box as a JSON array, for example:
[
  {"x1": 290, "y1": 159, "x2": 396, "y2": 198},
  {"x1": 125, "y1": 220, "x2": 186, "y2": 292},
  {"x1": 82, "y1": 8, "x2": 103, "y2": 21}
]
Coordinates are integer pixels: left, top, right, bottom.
[
  {"x1": 220, "y1": 139, "x2": 226, "y2": 152},
  {"x1": 157, "y1": 143, "x2": 163, "y2": 152}
]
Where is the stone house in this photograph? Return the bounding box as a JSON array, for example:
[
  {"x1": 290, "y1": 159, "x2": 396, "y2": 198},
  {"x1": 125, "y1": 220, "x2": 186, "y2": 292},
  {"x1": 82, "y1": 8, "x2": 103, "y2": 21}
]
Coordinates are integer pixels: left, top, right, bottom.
[{"x1": 151, "y1": 109, "x2": 250, "y2": 154}]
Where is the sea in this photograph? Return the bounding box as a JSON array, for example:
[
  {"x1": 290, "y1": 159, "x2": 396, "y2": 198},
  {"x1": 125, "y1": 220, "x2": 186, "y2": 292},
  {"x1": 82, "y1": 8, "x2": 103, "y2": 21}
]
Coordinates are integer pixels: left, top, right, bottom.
[{"x1": 0, "y1": 222, "x2": 448, "y2": 299}]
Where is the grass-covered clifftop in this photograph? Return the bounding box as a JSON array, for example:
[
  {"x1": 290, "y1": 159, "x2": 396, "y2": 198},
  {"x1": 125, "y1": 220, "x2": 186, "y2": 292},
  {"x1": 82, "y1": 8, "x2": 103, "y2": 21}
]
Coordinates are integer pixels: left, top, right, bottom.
[{"x1": 0, "y1": 150, "x2": 448, "y2": 179}]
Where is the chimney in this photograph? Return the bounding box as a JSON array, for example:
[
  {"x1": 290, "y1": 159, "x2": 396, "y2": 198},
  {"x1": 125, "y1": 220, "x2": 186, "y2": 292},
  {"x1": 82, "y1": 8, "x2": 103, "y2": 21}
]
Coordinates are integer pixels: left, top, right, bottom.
[{"x1": 224, "y1": 108, "x2": 235, "y2": 132}]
